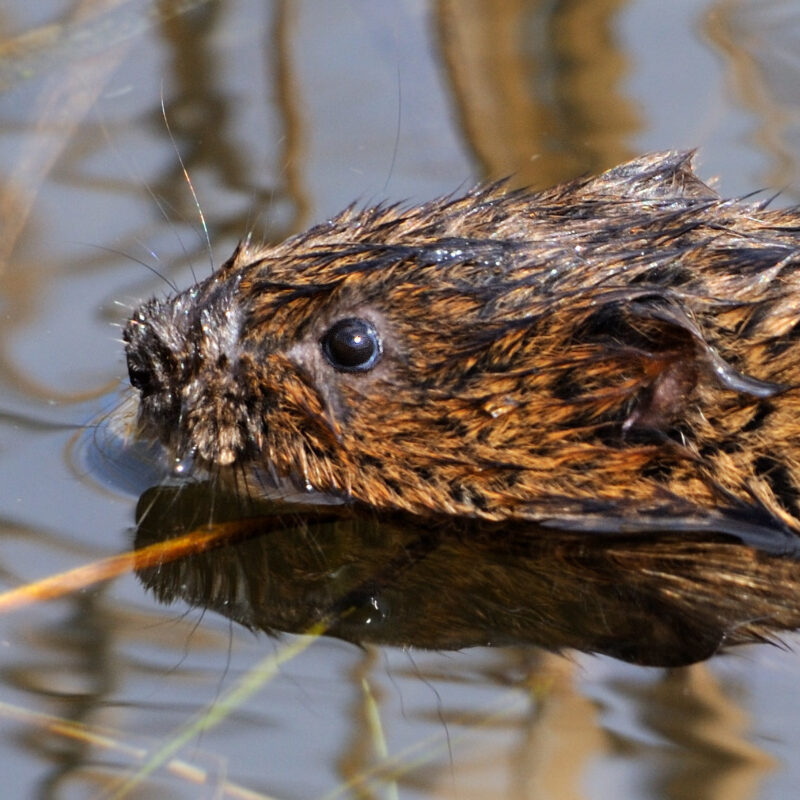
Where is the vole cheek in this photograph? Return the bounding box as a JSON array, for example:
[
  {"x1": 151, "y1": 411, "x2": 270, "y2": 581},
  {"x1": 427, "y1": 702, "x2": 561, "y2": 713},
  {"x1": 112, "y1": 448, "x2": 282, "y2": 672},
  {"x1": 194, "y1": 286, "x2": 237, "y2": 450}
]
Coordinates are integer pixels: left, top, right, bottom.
[
  {"x1": 283, "y1": 337, "x2": 396, "y2": 431},
  {"x1": 283, "y1": 339, "x2": 357, "y2": 425},
  {"x1": 284, "y1": 338, "x2": 322, "y2": 375}
]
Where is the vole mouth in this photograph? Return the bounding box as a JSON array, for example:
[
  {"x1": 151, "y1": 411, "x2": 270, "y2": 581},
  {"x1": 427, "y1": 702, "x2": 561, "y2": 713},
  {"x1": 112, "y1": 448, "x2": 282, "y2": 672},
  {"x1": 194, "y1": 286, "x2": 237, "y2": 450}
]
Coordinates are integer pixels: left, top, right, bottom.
[
  {"x1": 125, "y1": 397, "x2": 254, "y2": 481},
  {"x1": 127, "y1": 374, "x2": 261, "y2": 474},
  {"x1": 133, "y1": 418, "x2": 347, "y2": 507}
]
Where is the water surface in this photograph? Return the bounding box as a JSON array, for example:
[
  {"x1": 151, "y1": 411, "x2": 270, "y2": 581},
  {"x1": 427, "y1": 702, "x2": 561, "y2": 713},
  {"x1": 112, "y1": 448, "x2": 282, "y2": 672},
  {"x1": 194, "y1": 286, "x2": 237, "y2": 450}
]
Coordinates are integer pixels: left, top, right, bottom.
[{"x1": 2, "y1": 1, "x2": 800, "y2": 797}]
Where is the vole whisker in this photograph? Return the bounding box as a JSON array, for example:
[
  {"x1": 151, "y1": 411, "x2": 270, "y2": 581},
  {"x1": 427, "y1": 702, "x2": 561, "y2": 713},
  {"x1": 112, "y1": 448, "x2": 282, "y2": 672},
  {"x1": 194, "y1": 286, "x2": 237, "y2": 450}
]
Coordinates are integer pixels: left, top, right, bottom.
[
  {"x1": 161, "y1": 89, "x2": 211, "y2": 283},
  {"x1": 82, "y1": 242, "x2": 178, "y2": 293}
]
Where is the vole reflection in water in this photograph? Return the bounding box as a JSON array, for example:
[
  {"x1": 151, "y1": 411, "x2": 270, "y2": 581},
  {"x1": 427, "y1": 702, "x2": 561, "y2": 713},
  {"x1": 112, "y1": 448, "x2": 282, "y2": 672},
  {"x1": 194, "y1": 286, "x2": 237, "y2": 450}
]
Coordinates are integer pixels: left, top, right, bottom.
[
  {"x1": 123, "y1": 152, "x2": 800, "y2": 665},
  {"x1": 135, "y1": 485, "x2": 800, "y2": 668}
]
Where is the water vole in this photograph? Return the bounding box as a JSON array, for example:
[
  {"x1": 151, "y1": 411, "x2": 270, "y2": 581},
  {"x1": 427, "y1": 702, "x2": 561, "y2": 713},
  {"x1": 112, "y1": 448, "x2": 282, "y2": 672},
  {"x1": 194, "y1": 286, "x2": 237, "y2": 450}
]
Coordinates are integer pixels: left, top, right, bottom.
[{"x1": 123, "y1": 151, "x2": 800, "y2": 539}]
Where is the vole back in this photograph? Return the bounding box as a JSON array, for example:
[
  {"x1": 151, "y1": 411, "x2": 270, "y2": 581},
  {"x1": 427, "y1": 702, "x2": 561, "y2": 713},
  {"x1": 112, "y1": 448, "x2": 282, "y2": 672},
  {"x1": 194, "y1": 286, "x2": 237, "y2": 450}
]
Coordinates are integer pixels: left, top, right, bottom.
[{"x1": 123, "y1": 151, "x2": 800, "y2": 542}]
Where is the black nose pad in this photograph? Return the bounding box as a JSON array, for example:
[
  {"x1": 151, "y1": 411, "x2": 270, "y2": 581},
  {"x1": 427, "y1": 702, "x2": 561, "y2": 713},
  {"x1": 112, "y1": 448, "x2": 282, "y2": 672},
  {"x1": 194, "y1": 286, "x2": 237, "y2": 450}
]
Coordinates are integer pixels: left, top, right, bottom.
[{"x1": 126, "y1": 352, "x2": 156, "y2": 397}]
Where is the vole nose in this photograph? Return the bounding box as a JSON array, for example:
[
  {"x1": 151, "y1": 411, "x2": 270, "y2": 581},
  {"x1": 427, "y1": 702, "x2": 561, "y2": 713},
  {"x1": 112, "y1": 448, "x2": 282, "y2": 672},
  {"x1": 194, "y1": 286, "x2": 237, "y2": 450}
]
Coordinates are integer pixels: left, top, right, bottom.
[
  {"x1": 126, "y1": 348, "x2": 157, "y2": 397},
  {"x1": 123, "y1": 305, "x2": 171, "y2": 400}
]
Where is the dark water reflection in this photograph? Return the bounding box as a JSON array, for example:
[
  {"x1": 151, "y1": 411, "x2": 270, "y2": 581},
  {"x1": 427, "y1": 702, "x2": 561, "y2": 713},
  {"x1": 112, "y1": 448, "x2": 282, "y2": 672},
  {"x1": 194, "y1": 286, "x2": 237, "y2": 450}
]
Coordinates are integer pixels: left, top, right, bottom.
[{"x1": 135, "y1": 485, "x2": 800, "y2": 668}]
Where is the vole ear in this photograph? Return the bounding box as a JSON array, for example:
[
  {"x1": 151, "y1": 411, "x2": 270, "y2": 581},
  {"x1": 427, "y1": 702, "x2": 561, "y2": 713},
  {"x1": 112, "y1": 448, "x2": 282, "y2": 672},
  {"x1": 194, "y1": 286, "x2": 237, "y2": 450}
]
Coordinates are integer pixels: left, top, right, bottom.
[
  {"x1": 623, "y1": 296, "x2": 783, "y2": 399},
  {"x1": 574, "y1": 293, "x2": 783, "y2": 437}
]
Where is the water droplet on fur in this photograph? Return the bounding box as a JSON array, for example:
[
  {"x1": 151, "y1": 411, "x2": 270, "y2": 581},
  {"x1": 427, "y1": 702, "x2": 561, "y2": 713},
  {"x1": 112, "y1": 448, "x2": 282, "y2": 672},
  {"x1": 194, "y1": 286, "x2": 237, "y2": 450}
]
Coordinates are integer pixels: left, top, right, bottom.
[{"x1": 172, "y1": 451, "x2": 196, "y2": 476}]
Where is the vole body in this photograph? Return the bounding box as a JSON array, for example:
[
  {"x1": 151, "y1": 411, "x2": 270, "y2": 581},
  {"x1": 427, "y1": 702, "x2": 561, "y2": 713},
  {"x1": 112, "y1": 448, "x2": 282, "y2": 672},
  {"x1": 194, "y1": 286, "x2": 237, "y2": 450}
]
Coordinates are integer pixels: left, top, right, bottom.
[{"x1": 123, "y1": 151, "x2": 800, "y2": 539}]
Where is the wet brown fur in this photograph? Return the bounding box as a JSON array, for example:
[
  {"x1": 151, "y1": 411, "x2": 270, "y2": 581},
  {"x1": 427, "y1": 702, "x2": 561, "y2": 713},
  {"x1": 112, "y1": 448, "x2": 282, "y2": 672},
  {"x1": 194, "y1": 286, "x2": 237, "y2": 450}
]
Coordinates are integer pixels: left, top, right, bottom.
[{"x1": 124, "y1": 151, "x2": 800, "y2": 541}]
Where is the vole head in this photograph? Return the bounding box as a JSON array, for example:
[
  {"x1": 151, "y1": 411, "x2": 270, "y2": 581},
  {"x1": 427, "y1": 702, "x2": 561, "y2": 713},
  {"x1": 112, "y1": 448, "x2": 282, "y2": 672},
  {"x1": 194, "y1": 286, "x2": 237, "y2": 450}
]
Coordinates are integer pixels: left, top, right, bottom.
[{"x1": 124, "y1": 151, "x2": 800, "y2": 530}]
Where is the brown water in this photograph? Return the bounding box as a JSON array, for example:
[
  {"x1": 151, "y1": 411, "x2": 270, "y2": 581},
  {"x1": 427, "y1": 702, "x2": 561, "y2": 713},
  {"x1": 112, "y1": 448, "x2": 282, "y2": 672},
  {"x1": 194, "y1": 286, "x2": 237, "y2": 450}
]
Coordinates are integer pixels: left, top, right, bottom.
[{"x1": 3, "y1": 1, "x2": 800, "y2": 797}]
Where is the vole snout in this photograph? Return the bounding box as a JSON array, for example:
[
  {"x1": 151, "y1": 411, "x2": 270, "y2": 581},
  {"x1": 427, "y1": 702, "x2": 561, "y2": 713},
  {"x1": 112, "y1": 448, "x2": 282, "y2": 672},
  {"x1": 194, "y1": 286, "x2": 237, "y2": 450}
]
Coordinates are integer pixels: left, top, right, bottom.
[{"x1": 123, "y1": 280, "x2": 254, "y2": 467}]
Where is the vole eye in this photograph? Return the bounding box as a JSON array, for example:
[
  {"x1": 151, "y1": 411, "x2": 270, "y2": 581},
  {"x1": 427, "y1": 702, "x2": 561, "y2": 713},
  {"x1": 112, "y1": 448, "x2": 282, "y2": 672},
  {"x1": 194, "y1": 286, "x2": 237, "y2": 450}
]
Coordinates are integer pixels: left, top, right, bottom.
[{"x1": 321, "y1": 317, "x2": 382, "y2": 372}]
